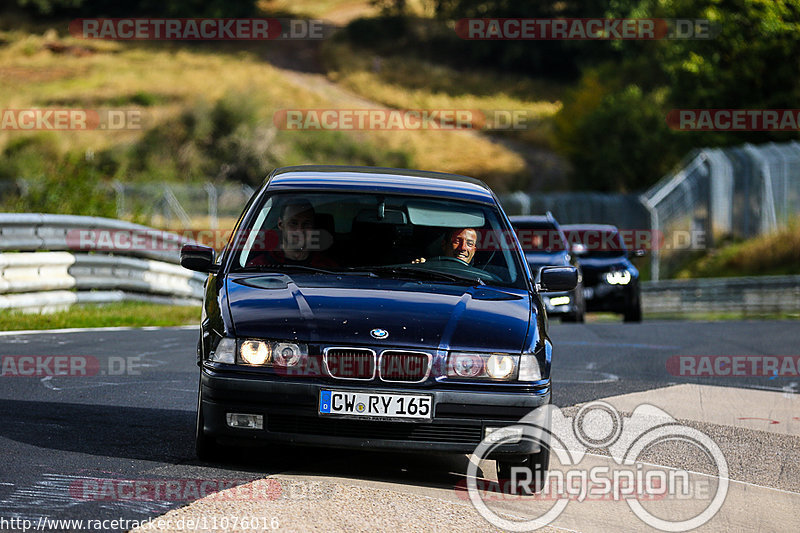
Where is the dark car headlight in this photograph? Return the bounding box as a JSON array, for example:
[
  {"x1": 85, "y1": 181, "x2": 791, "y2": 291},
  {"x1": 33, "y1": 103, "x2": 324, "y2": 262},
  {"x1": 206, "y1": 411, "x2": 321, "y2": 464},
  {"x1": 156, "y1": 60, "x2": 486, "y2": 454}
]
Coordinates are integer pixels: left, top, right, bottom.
[{"x1": 237, "y1": 339, "x2": 308, "y2": 367}]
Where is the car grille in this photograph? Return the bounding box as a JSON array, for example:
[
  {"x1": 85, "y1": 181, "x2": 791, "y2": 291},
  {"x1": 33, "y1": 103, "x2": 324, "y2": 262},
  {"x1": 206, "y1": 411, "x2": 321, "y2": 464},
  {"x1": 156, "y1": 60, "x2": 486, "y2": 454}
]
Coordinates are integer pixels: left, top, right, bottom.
[
  {"x1": 379, "y1": 351, "x2": 430, "y2": 382},
  {"x1": 324, "y1": 348, "x2": 375, "y2": 380},
  {"x1": 268, "y1": 415, "x2": 482, "y2": 444}
]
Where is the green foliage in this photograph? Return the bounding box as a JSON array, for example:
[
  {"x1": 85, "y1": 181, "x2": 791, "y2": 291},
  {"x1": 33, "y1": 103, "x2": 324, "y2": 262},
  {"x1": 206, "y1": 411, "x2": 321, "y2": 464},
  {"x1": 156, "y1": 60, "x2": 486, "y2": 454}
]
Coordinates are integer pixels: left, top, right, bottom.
[
  {"x1": 555, "y1": 71, "x2": 686, "y2": 192},
  {"x1": 0, "y1": 302, "x2": 200, "y2": 331},
  {"x1": 676, "y1": 220, "x2": 800, "y2": 278},
  {"x1": 0, "y1": 135, "x2": 117, "y2": 216},
  {"x1": 15, "y1": 0, "x2": 259, "y2": 17}
]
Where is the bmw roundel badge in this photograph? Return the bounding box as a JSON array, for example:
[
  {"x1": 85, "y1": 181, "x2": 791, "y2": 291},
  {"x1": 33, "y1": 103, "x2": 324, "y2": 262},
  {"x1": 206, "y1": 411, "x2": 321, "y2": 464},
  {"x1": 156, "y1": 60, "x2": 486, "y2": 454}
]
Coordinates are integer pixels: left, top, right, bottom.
[{"x1": 370, "y1": 328, "x2": 389, "y2": 339}]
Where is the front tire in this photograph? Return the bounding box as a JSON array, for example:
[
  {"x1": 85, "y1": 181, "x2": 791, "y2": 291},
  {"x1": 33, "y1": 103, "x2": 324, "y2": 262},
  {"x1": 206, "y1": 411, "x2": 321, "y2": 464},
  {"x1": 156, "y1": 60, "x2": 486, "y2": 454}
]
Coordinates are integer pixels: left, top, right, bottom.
[
  {"x1": 496, "y1": 445, "x2": 550, "y2": 494},
  {"x1": 195, "y1": 378, "x2": 222, "y2": 462}
]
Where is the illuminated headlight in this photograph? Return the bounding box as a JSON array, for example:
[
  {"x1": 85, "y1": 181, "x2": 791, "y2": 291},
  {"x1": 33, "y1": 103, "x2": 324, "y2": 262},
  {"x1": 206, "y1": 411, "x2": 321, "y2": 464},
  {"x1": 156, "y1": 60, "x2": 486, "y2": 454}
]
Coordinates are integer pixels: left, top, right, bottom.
[
  {"x1": 237, "y1": 339, "x2": 308, "y2": 367},
  {"x1": 448, "y1": 352, "x2": 519, "y2": 381},
  {"x1": 209, "y1": 337, "x2": 236, "y2": 363},
  {"x1": 605, "y1": 270, "x2": 632, "y2": 285},
  {"x1": 240, "y1": 340, "x2": 270, "y2": 365},
  {"x1": 548, "y1": 295, "x2": 571, "y2": 307},
  {"x1": 487, "y1": 355, "x2": 515, "y2": 379}
]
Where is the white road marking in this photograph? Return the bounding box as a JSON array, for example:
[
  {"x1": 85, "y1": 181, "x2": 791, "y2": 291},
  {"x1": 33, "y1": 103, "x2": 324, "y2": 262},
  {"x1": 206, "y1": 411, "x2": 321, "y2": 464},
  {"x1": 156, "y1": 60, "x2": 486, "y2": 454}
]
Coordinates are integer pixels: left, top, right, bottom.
[{"x1": 0, "y1": 325, "x2": 196, "y2": 337}]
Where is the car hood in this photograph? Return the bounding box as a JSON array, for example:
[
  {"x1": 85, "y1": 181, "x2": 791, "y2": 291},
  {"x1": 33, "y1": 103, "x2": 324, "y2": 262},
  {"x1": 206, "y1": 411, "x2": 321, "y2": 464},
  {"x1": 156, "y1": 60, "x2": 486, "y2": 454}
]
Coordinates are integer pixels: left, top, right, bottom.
[{"x1": 226, "y1": 274, "x2": 531, "y2": 353}]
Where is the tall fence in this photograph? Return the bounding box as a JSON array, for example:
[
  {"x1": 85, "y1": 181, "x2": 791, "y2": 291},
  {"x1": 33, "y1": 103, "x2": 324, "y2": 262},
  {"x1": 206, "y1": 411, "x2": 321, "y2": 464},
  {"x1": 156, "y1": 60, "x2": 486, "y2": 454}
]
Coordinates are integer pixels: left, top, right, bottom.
[{"x1": 641, "y1": 141, "x2": 800, "y2": 280}]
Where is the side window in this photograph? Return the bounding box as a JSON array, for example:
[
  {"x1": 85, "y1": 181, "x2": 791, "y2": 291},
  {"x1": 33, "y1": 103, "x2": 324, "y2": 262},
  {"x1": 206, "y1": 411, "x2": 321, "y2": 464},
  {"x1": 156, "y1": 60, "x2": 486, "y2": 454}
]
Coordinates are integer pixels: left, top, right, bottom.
[{"x1": 238, "y1": 197, "x2": 273, "y2": 268}]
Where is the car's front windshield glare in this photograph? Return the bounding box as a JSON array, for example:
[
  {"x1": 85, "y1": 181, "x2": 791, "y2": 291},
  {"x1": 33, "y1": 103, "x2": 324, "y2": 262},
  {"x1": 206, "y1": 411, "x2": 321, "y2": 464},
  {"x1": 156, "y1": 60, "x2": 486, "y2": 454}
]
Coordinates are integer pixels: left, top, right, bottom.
[
  {"x1": 566, "y1": 230, "x2": 627, "y2": 257},
  {"x1": 231, "y1": 192, "x2": 526, "y2": 288}
]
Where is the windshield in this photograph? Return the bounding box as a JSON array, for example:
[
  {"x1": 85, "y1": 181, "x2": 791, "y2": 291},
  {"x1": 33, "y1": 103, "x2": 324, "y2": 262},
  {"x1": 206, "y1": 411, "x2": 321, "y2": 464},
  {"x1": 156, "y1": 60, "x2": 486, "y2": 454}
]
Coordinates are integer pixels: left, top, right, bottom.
[
  {"x1": 228, "y1": 192, "x2": 528, "y2": 288},
  {"x1": 512, "y1": 222, "x2": 568, "y2": 252},
  {"x1": 564, "y1": 228, "x2": 627, "y2": 257}
]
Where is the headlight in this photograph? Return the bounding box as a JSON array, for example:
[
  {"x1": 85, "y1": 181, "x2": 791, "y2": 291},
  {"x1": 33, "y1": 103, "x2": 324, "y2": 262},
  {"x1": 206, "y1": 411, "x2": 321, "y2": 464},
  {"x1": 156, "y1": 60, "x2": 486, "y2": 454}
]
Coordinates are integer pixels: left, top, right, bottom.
[
  {"x1": 209, "y1": 337, "x2": 236, "y2": 364},
  {"x1": 519, "y1": 354, "x2": 542, "y2": 381},
  {"x1": 605, "y1": 270, "x2": 632, "y2": 285},
  {"x1": 240, "y1": 340, "x2": 270, "y2": 365},
  {"x1": 450, "y1": 353, "x2": 484, "y2": 378},
  {"x1": 548, "y1": 295, "x2": 571, "y2": 307},
  {"x1": 448, "y1": 352, "x2": 519, "y2": 381},
  {"x1": 273, "y1": 342, "x2": 305, "y2": 367},
  {"x1": 237, "y1": 339, "x2": 308, "y2": 367},
  {"x1": 487, "y1": 355, "x2": 515, "y2": 379}
]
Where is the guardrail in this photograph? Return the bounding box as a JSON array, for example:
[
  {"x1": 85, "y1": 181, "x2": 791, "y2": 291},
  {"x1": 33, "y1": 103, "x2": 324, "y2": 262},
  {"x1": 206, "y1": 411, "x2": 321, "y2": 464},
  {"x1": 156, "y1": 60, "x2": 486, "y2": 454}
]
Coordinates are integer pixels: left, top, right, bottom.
[
  {"x1": 0, "y1": 213, "x2": 195, "y2": 263},
  {"x1": 1, "y1": 214, "x2": 206, "y2": 312},
  {"x1": 642, "y1": 275, "x2": 800, "y2": 315}
]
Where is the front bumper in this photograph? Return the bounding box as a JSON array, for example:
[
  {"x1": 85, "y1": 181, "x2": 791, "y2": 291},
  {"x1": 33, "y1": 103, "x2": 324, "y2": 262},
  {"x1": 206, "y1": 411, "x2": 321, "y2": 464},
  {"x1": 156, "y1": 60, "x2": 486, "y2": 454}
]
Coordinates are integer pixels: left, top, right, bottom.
[
  {"x1": 584, "y1": 283, "x2": 635, "y2": 312},
  {"x1": 199, "y1": 366, "x2": 550, "y2": 456}
]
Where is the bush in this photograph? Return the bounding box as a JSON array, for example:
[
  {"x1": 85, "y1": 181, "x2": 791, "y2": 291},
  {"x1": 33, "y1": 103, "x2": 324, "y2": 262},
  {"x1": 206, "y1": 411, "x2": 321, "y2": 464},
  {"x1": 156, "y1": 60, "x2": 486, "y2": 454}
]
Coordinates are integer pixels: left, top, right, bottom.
[{"x1": 555, "y1": 73, "x2": 684, "y2": 192}]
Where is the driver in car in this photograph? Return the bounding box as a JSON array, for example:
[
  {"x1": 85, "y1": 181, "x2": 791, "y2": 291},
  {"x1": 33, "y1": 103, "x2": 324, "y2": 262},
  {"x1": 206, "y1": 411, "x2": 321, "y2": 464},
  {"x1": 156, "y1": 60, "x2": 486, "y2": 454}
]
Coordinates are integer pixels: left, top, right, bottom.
[{"x1": 413, "y1": 227, "x2": 478, "y2": 265}]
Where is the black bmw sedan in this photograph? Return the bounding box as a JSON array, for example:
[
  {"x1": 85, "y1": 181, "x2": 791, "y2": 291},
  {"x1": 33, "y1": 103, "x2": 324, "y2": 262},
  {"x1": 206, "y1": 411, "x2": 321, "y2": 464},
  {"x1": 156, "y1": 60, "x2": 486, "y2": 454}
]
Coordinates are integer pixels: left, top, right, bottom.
[
  {"x1": 181, "y1": 165, "x2": 577, "y2": 480},
  {"x1": 561, "y1": 224, "x2": 644, "y2": 322}
]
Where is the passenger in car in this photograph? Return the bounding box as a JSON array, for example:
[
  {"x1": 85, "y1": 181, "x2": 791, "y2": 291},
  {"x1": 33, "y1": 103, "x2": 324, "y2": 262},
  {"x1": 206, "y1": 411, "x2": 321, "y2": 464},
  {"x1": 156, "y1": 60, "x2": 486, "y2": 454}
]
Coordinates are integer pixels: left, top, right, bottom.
[
  {"x1": 413, "y1": 227, "x2": 478, "y2": 265},
  {"x1": 247, "y1": 200, "x2": 338, "y2": 267}
]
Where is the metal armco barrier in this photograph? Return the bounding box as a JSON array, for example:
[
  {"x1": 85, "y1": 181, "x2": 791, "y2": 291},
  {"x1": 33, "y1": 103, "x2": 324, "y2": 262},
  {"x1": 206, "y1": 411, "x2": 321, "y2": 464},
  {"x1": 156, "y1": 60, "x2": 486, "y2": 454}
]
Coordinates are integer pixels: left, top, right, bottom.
[
  {"x1": 1, "y1": 214, "x2": 206, "y2": 312},
  {"x1": 642, "y1": 275, "x2": 800, "y2": 315},
  {"x1": 0, "y1": 213, "x2": 194, "y2": 263}
]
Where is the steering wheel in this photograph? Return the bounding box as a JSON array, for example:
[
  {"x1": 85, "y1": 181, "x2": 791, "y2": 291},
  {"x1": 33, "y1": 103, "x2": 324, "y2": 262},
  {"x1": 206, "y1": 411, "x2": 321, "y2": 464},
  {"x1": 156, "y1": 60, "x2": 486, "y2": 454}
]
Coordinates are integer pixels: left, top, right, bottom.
[
  {"x1": 426, "y1": 256, "x2": 469, "y2": 265},
  {"x1": 423, "y1": 256, "x2": 503, "y2": 282}
]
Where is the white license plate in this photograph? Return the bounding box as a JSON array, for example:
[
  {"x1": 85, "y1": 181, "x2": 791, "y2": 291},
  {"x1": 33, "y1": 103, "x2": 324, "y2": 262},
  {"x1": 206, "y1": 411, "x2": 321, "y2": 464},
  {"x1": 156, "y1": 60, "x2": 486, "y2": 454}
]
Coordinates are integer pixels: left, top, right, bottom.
[{"x1": 318, "y1": 390, "x2": 432, "y2": 420}]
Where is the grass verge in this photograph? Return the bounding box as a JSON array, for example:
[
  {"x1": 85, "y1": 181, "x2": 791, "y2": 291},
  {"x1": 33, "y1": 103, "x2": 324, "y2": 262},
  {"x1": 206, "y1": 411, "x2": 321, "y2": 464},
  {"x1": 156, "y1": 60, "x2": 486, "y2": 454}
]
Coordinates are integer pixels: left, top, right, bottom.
[
  {"x1": 675, "y1": 222, "x2": 800, "y2": 278},
  {"x1": 0, "y1": 302, "x2": 200, "y2": 331}
]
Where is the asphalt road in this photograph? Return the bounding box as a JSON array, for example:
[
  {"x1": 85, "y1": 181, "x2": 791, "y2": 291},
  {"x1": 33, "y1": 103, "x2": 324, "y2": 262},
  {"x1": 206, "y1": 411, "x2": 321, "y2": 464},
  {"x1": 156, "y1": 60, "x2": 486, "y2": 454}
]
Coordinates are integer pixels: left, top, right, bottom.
[{"x1": 0, "y1": 320, "x2": 797, "y2": 531}]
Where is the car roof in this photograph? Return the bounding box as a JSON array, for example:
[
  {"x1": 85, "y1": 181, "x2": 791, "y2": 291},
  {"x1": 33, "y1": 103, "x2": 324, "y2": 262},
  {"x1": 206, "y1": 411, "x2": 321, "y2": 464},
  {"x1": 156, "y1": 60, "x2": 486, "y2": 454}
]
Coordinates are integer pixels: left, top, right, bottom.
[
  {"x1": 264, "y1": 165, "x2": 496, "y2": 205},
  {"x1": 509, "y1": 215, "x2": 558, "y2": 225},
  {"x1": 560, "y1": 224, "x2": 619, "y2": 232}
]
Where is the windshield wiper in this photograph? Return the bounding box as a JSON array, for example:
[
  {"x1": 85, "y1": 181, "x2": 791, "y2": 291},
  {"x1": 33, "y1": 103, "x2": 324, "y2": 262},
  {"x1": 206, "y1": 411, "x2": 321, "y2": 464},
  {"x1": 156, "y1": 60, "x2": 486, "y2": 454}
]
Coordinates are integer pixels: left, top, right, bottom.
[
  {"x1": 232, "y1": 264, "x2": 379, "y2": 277},
  {"x1": 350, "y1": 265, "x2": 484, "y2": 285},
  {"x1": 232, "y1": 264, "x2": 340, "y2": 275}
]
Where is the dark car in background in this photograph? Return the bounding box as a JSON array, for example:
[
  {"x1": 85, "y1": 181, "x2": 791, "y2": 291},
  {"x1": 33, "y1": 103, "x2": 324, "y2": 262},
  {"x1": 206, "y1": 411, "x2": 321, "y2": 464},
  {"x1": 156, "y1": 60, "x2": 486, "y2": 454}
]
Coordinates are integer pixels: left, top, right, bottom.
[
  {"x1": 561, "y1": 224, "x2": 644, "y2": 322},
  {"x1": 509, "y1": 214, "x2": 585, "y2": 322},
  {"x1": 181, "y1": 165, "x2": 578, "y2": 482}
]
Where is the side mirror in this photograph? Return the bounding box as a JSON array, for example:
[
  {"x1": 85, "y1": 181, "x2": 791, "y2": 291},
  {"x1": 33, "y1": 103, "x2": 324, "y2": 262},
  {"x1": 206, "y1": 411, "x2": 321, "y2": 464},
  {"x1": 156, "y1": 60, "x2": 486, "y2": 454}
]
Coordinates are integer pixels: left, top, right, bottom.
[
  {"x1": 539, "y1": 266, "x2": 578, "y2": 292},
  {"x1": 181, "y1": 243, "x2": 218, "y2": 273}
]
